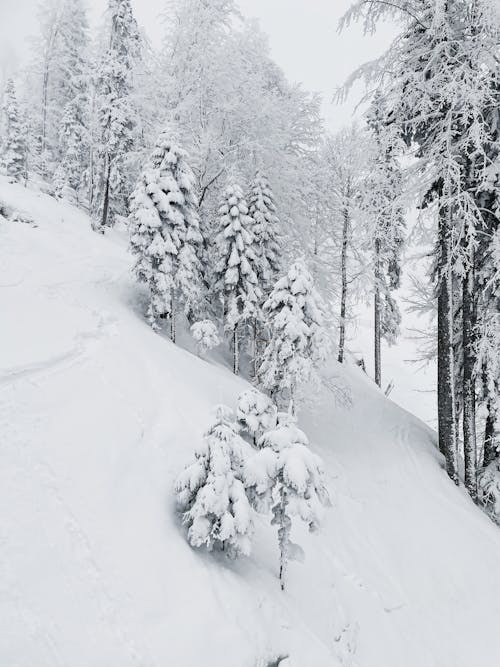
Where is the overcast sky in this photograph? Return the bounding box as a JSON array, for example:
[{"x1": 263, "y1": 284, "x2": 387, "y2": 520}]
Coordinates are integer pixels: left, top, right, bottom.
[{"x1": 0, "y1": 0, "x2": 397, "y2": 130}]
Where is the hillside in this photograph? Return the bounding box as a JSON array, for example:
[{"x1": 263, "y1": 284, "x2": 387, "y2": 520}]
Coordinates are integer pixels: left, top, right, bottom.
[{"x1": 2, "y1": 178, "x2": 500, "y2": 667}]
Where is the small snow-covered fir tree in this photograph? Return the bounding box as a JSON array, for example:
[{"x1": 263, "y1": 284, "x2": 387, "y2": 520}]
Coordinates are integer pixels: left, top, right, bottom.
[
  {"x1": 175, "y1": 405, "x2": 253, "y2": 557},
  {"x1": 190, "y1": 319, "x2": 221, "y2": 355},
  {"x1": 129, "y1": 130, "x2": 203, "y2": 336},
  {"x1": 247, "y1": 170, "x2": 281, "y2": 293},
  {"x1": 258, "y1": 259, "x2": 329, "y2": 412},
  {"x1": 1, "y1": 79, "x2": 27, "y2": 183},
  {"x1": 214, "y1": 181, "x2": 262, "y2": 374},
  {"x1": 237, "y1": 389, "x2": 277, "y2": 445},
  {"x1": 244, "y1": 413, "x2": 329, "y2": 589}
]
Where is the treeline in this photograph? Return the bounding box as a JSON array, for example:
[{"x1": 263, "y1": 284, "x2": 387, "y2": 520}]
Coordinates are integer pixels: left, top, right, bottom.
[
  {"x1": 0, "y1": 0, "x2": 406, "y2": 408},
  {"x1": 342, "y1": 0, "x2": 500, "y2": 511}
]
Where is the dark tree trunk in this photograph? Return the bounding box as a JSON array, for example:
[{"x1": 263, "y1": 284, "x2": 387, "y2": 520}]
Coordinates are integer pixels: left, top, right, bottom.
[
  {"x1": 100, "y1": 161, "x2": 111, "y2": 230},
  {"x1": 338, "y1": 205, "x2": 349, "y2": 364},
  {"x1": 170, "y1": 289, "x2": 176, "y2": 343},
  {"x1": 462, "y1": 254, "x2": 477, "y2": 500},
  {"x1": 233, "y1": 325, "x2": 239, "y2": 375},
  {"x1": 483, "y1": 404, "x2": 497, "y2": 467},
  {"x1": 374, "y1": 238, "x2": 382, "y2": 387},
  {"x1": 437, "y1": 207, "x2": 458, "y2": 484}
]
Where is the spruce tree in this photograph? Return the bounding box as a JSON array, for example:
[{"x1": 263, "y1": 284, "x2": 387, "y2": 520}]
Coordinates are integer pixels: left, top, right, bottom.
[
  {"x1": 175, "y1": 405, "x2": 253, "y2": 558},
  {"x1": 247, "y1": 170, "x2": 282, "y2": 375},
  {"x1": 214, "y1": 181, "x2": 262, "y2": 374},
  {"x1": 94, "y1": 0, "x2": 140, "y2": 231},
  {"x1": 244, "y1": 413, "x2": 329, "y2": 590},
  {"x1": 1, "y1": 79, "x2": 27, "y2": 184},
  {"x1": 247, "y1": 171, "x2": 281, "y2": 293},
  {"x1": 129, "y1": 130, "x2": 203, "y2": 336},
  {"x1": 258, "y1": 260, "x2": 329, "y2": 413}
]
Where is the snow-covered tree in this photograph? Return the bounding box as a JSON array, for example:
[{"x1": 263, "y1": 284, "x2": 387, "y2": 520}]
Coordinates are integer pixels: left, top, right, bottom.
[
  {"x1": 1, "y1": 79, "x2": 27, "y2": 183},
  {"x1": 364, "y1": 90, "x2": 406, "y2": 387},
  {"x1": 55, "y1": 0, "x2": 89, "y2": 203},
  {"x1": 247, "y1": 170, "x2": 282, "y2": 376},
  {"x1": 93, "y1": 0, "x2": 141, "y2": 231},
  {"x1": 158, "y1": 0, "x2": 322, "y2": 274},
  {"x1": 247, "y1": 170, "x2": 281, "y2": 293},
  {"x1": 214, "y1": 181, "x2": 262, "y2": 374},
  {"x1": 323, "y1": 126, "x2": 372, "y2": 364},
  {"x1": 175, "y1": 405, "x2": 253, "y2": 558},
  {"x1": 24, "y1": 0, "x2": 90, "y2": 185},
  {"x1": 129, "y1": 131, "x2": 203, "y2": 336},
  {"x1": 258, "y1": 260, "x2": 329, "y2": 413},
  {"x1": 341, "y1": 0, "x2": 500, "y2": 493},
  {"x1": 190, "y1": 320, "x2": 221, "y2": 355},
  {"x1": 244, "y1": 413, "x2": 329, "y2": 589},
  {"x1": 237, "y1": 389, "x2": 277, "y2": 445}
]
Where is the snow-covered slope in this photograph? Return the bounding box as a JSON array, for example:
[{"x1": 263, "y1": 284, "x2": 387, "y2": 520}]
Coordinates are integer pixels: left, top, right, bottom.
[{"x1": 2, "y1": 178, "x2": 500, "y2": 667}]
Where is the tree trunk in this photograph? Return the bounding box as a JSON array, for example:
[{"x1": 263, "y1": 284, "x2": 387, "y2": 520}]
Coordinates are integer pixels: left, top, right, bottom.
[
  {"x1": 338, "y1": 205, "x2": 349, "y2": 364},
  {"x1": 253, "y1": 321, "x2": 259, "y2": 381},
  {"x1": 170, "y1": 289, "x2": 176, "y2": 343},
  {"x1": 233, "y1": 325, "x2": 239, "y2": 375},
  {"x1": 100, "y1": 160, "x2": 111, "y2": 231},
  {"x1": 41, "y1": 64, "x2": 49, "y2": 177},
  {"x1": 374, "y1": 237, "x2": 382, "y2": 387},
  {"x1": 437, "y1": 206, "x2": 458, "y2": 484},
  {"x1": 462, "y1": 255, "x2": 477, "y2": 500},
  {"x1": 483, "y1": 401, "x2": 497, "y2": 467}
]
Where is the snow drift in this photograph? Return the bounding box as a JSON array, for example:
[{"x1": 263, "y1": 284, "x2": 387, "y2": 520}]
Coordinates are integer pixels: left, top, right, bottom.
[{"x1": 2, "y1": 177, "x2": 500, "y2": 667}]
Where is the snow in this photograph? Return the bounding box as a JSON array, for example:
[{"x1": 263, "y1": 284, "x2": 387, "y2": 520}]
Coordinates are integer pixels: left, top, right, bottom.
[{"x1": 2, "y1": 177, "x2": 500, "y2": 666}]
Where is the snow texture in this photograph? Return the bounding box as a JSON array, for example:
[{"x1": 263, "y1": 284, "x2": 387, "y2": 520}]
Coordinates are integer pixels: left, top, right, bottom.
[{"x1": 3, "y1": 178, "x2": 500, "y2": 666}]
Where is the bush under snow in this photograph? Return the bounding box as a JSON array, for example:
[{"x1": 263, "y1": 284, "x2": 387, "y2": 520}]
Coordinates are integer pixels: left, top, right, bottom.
[
  {"x1": 190, "y1": 320, "x2": 221, "y2": 355},
  {"x1": 237, "y1": 389, "x2": 277, "y2": 445}
]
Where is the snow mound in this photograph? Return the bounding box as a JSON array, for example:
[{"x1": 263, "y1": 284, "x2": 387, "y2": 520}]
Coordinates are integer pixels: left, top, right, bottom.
[{"x1": 2, "y1": 177, "x2": 500, "y2": 667}]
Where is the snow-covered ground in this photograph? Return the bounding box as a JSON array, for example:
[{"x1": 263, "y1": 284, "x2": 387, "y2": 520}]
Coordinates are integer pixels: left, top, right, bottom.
[{"x1": 2, "y1": 177, "x2": 500, "y2": 667}]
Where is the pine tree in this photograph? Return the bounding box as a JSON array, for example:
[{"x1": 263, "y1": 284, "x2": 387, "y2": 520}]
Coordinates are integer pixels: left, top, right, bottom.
[
  {"x1": 247, "y1": 170, "x2": 282, "y2": 376},
  {"x1": 365, "y1": 90, "x2": 405, "y2": 387},
  {"x1": 175, "y1": 405, "x2": 253, "y2": 558},
  {"x1": 214, "y1": 181, "x2": 262, "y2": 374},
  {"x1": 244, "y1": 413, "x2": 329, "y2": 590},
  {"x1": 247, "y1": 171, "x2": 281, "y2": 293},
  {"x1": 258, "y1": 260, "x2": 329, "y2": 413},
  {"x1": 94, "y1": 0, "x2": 140, "y2": 231},
  {"x1": 1, "y1": 79, "x2": 27, "y2": 183},
  {"x1": 129, "y1": 131, "x2": 203, "y2": 336}
]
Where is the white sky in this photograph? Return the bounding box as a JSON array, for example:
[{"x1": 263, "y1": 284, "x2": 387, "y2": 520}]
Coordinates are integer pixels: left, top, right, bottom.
[{"x1": 0, "y1": 0, "x2": 397, "y2": 130}]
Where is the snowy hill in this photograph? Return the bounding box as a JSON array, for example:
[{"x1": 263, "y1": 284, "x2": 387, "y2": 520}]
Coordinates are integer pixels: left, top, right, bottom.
[{"x1": 2, "y1": 177, "x2": 500, "y2": 667}]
